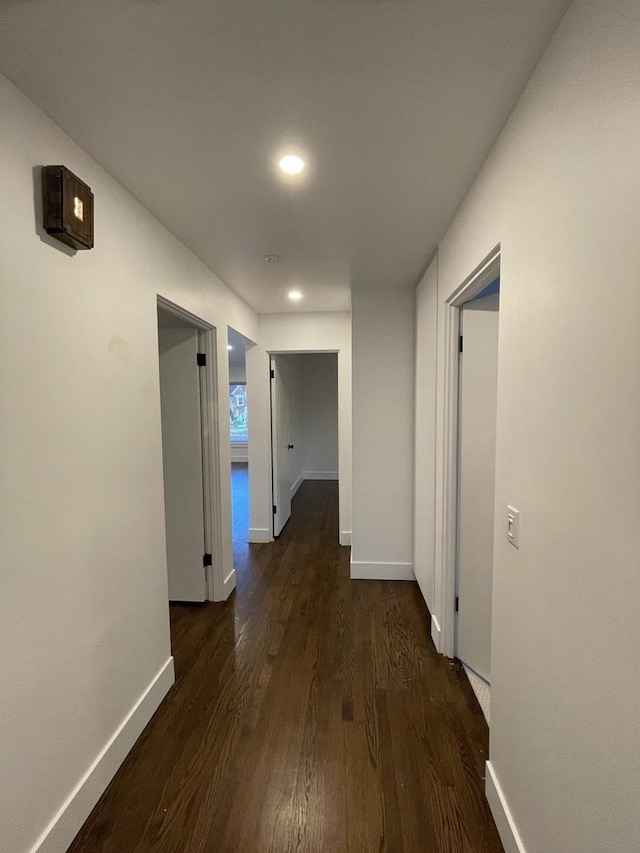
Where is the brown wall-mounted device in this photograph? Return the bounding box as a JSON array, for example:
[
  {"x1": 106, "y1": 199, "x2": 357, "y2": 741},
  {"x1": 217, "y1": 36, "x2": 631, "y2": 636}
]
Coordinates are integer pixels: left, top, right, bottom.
[{"x1": 42, "y1": 165, "x2": 94, "y2": 250}]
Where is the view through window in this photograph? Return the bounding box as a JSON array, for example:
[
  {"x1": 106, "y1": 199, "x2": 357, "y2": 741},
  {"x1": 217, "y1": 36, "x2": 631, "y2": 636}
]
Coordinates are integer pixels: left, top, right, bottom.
[{"x1": 229, "y1": 384, "x2": 247, "y2": 442}]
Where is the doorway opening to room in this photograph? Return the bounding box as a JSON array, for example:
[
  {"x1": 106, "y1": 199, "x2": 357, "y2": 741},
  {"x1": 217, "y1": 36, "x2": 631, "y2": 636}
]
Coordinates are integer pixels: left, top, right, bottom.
[
  {"x1": 269, "y1": 352, "x2": 339, "y2": 539},
  {"x1": 156, "y1": 297, "x2": 229, "y2": 621},
  {"x1": 228, "y1": 326, "x2": 252, "y2": 565},
  {"x1": 433, "y1": 246, "x2": 500, "y2": 728},
  {"x1": 455, "y1": 276, "x2": 500, "y2": 724}
]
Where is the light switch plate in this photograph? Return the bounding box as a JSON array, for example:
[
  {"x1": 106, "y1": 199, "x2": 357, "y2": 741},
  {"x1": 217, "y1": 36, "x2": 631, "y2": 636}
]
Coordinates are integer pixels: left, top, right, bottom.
[{"x1": 507, "y1": 505, "x2": 520, "y2": 548}]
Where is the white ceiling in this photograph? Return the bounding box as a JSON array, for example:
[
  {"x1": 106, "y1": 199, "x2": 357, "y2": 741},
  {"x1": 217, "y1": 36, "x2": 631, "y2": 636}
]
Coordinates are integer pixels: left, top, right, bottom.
[{"x1": 0, "y1": 0, "x2": 570, "y2": 314}]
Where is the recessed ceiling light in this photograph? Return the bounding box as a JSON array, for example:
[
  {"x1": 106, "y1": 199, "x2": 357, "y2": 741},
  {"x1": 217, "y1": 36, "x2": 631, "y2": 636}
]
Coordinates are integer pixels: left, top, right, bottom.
[
  {"x1": 279, "y1": 155, "x2": 305, "y2": 175},
  {"x1": 288, "y1": 290, "x2": 303, "y2": 301},
  {"x1": 265, "y1": 254, "x2": 284, "y2": 264},
  {"x1": 227, "y1": 345, "x2": 233, "y2": 350}
]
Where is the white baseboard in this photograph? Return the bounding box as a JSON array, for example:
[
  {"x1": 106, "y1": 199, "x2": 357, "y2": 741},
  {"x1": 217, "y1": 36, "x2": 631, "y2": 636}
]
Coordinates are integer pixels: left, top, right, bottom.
[
  {"x1": 350, "y1": 560, "x2": 414, "y2": 581},
  {"x1": 431, "y1": 615, "x2": 442, "y2": 652},
  {"x1": 485, "y1": 761, "x2": 527, "y2": 853},
  {"x1": 32, "y1": 657, "x2": 175, "y2": 853},
  {"x1": 248, "y1": 527, "x2": 273, "y2": 543},
  {"x1": 304, "y1": 470, "x2": 338, "y2": 480},
  {"x1": 339, "y1": 530, "x2": 352, "y2": 547},
  {"x1": 290, "y1": 472, "x2": 304, "y2": 499}
]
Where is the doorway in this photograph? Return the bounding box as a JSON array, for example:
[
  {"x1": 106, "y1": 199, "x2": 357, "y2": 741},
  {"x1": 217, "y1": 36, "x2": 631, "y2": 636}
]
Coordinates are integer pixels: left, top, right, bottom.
[
  {"x1": 228, "y1": 326, "x2": 252, "y2": 561},
  {"x1": 432, "y1": 246, "x2": 501, "y2": 724},
  {"x1": 455, "y1": 282, "x2": 500, "y2": 722},
  {"x1": 269, "y1": 352, "x2": 339, "y2": 538},
  {"x1": 156, "y1": 296, "x2": 227, "y2": 605},
  {"x1": 158, "y1": 313, "x2": 207, "y2": 602}
]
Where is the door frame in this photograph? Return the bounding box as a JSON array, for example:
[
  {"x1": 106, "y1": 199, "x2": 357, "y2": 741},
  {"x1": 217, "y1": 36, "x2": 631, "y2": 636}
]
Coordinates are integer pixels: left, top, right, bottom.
[
  {"x1": 157, "y1": 295, "x2": 226, "y2": 602},
  {"x1": 267, "y1": 348, "x2": 341, "y2": 541},
  {"x1": 434, "y1": 246, "x2": 501, "y2": 658}
]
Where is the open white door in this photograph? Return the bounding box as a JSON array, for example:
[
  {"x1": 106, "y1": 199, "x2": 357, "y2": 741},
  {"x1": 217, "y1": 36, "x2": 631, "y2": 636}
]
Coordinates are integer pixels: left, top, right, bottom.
[
  {"x1": 159, "y1": 327, "x2": 207, "y2": 602},
  {"x1": 270, "y1": 355, "x2": 292, "y2": 537},
  {"x1": 456, "y1": 303, "x2": 499, "y2": 681}
]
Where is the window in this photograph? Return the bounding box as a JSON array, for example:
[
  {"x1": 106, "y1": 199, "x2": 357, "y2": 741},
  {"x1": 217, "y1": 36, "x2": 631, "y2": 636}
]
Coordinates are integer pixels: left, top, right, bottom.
[{"x1": 229, "y1": 384, "x2": 248, "y2": 442}]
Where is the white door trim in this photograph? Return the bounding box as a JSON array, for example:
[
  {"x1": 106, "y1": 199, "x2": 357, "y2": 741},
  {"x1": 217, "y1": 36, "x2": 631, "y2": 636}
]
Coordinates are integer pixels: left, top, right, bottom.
[
  {"x1": 267, "y1": 349, "x2": 342, "y2": 542},
  {"x1": 157, "y1": 295, "x2": 229, "y2": 602},
  {"x1": 433, "y1": 246, "x2": 500, "y2": 657}
]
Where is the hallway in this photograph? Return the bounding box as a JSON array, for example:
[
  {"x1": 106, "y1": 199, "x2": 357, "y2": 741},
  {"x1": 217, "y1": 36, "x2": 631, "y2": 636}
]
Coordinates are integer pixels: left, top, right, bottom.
[{"x1": 68, "y1": 481, "x2": 503, "y2": 853}]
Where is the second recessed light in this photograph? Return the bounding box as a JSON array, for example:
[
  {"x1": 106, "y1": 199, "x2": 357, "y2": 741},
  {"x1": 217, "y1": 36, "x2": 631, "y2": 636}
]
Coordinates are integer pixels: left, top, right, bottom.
[
  {"x1": 279, "y1": 155, "x2": 305, "y2": 175},
  {"x1": 288, "y1": 290, "x2": 303, "y2": 301}
]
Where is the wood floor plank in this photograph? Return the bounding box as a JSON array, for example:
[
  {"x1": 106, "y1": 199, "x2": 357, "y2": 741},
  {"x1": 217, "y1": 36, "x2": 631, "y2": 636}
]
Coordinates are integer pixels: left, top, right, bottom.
[{"x1": 67, "y1": 472, "x2": 503, "y2": 853}]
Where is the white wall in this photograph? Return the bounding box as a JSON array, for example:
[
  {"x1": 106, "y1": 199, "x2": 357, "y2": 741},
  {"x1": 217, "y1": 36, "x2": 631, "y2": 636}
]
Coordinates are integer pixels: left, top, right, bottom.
[
  {"x1": 246, "y1": 313, "x2": 351, "y2": 544},
  {"x1": 415, "y1": 1, "x2": 640, "y2": 850},
  {"x1": 228, "y1": 363, "x2": 246, "y2": 383},
  {"x1": 0, "y1": 74, "x2": 257, "y2": 853},
  {"x1": 413, "y1": 256, "x2": 438, "y2": 611},
  {"x1": 300, "y1": 354, "x2": 339, "y2": 478},
  {"x1": 351, "y1": 288, "x2": 415, "y2": 580}
]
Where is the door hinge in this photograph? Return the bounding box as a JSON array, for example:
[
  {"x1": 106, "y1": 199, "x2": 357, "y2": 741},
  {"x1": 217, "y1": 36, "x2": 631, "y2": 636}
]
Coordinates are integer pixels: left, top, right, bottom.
[
  {"x1": 197, "y1": 353, "x2": 206, "y2": 367},
  {"x1": 203, "y1": 553, "x2": 212, "y2": 567},
  {"x1": 455, "y1": 596, "x2": 459, "y2": 612},
  {"x1": 273, "y1": 505, "x2": 277, "y2": 514},
  {"x1": 270, "y1": 368, "x2": 275, "y2": 379},
  {"x1": 459, "y1": 335, "x2": 463, "y2": 354}
]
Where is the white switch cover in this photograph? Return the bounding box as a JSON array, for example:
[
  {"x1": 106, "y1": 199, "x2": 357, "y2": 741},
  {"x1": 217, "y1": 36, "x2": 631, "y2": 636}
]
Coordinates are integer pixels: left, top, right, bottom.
[{"x1": 507, "y1": 505, "x2": 520, "y2": 548}]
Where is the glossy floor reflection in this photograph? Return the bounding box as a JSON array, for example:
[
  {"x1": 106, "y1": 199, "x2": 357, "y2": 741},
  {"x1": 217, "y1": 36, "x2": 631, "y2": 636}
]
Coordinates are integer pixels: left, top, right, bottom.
[{"x1": 231, "y1": 461, "x2": 249, "y2": 565}]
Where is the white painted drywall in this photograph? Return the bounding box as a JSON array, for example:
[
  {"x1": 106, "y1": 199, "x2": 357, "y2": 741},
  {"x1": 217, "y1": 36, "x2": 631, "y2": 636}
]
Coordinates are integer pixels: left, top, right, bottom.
[
  {"x1": 0, "y1": 74, "x2": 257, "y2": 853},
  {"x1": 246, "y1": 313, "x2": 351, "y2": 544},
  {"x1": 351, "y1": 288, "x2": 415, "y2": 578},
  {"x1": 416, "y1": 1, "x2": 640, "y2": 849},
  {"x1": 228, "y1": 363, "x2": 246, "y2": 383},
  {"x1": 300, "y1": 353, "x2": 339, "y2": 477},
  {"x1": 413, "y1": 257, "x2": 438, "y2": 611}
]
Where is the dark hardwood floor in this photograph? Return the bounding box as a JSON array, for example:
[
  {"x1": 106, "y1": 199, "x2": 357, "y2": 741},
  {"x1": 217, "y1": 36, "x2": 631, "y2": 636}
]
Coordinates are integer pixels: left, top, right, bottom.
[
  {"x1": 231, "y1": 461, "x2": 250, "y2": 566},
  {"x1": 68, "y1": 474, "x2": 503, "y2": 853}
]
